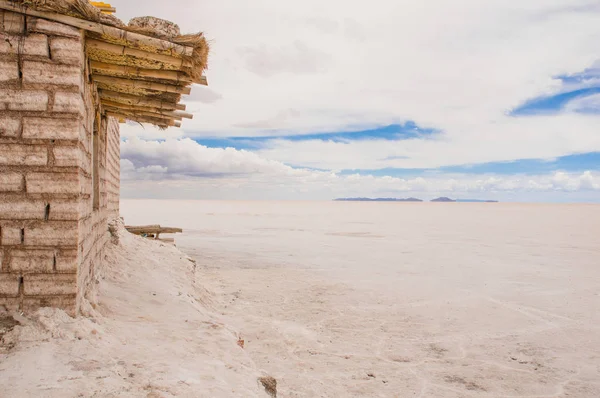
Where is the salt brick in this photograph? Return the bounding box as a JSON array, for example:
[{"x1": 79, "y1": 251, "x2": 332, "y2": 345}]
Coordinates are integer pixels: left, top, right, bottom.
[
  {"x1": 0, "y1": 33, "x2": 48, "y2": 56},
  {"x1": 2, "y1": 11, "x2": 24, "y2": 34},
  {"x1": 23, "y1": 61, "x2": 81, "y2": 86},
  {"x1": 0, "y1": 143, "x2": 47, "y2": 166},
  {"x1": 0, "y1": 60, "x2": 19, "y2": 82},
  {"x1": 53, "y1": 92, "x2": 84, "y2": 115},
  {"x1": 25, "y1": 296, "x2": 76, "y2": 315},
  {"x1": 55, "y1": 250, "x2": 77, "y2": 272},
  {"x1": 48, "y1": 199, "x2": 81, "y2": 221},
  {"x1": 0, "y1": 273, "x2": 20, "y2": 297},
  {"x1": 49, "y1": 37, "x2": 84, "y2": 65},
  {"x1": 24, "y1": 222, "x2": 78, "y2": 247},
  {"x1": 0, "y1": 89, "x2": 48, "y2": 111},
  {"x1": 23, "y1": 295, "x2": 76, "y2": 315},
  {"x1": 0, "y1": 116, "x2": 20, "y2": 137},
  {"x1": 24, "y1": 273, "x2": 77, "y2": 296},
  {"x1": 0, "y1": 199, "x2": 44, "y2": 220},
  {"x1": 22, "y1": 117, "x2": 80, "y2": 140},
  {"x1": 0, "y1": 172, "x2": 23, "y2": 192},
  {"x1": 26, "y1": 172, "x2": 80, "y2": 194},
  {"x1": 1, "y1": 227, "x2": 22, "y2": 246},
  {"x1": 53, "y1": 145, "x2": 81, "y2": 168},
  {"x1": 10, "y1": 249, "x2": 54, "y2": 273},
  {"x1": 27, "y1": 17, "x2": 81, "y2": 38},
  {"x1": 0, "y1": 297, "x2": 20, "y2": 311}
]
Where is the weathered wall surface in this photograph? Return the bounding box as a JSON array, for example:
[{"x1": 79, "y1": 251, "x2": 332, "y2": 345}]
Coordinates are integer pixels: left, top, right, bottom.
[
  {"x1": 0, "y1": 10, "x2": 120, "y2": 315},
  {"x1": 77, "y1": 115, "x2": 120, "y2": 304}
]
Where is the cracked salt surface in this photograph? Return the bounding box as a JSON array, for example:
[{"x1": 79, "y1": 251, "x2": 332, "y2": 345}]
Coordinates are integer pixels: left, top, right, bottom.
[{"x1": 122, "y1": 200, "x2": 600, "y2": 397}]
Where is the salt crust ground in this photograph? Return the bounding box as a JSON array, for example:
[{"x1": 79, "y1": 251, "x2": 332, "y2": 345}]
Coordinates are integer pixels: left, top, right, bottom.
[{"x1": 0, "y1": 220, "x2": 270, "y2": 398}]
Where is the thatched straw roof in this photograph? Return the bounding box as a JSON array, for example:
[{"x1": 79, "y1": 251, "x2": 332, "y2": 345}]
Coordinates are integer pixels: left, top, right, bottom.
[{"x1": 1, "y1": 0, "x2": 209, "y2": 128}]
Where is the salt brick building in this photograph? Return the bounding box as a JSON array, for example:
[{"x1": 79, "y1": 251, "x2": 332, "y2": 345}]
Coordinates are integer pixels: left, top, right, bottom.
[{"x1": 0, "y1": 1, "x2": 208, "y2": 315}]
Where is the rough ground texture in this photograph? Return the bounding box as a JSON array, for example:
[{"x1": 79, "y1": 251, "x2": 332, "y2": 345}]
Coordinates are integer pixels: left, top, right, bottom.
[
  {"x1": 121, "y1": 200, "x2": 600, "y2": 398},
  {"x1": 0, "y1": 220, "x2": 269, "y2": 397}
]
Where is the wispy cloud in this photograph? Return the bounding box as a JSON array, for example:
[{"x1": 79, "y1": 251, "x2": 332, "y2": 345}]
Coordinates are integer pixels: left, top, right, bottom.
[{"x1": 112, "y1": 0, "x2": 600, "y2": 201}]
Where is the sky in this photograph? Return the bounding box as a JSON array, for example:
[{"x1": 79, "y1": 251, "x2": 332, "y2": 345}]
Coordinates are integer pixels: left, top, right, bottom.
[{"x1": 115, "y1": 0, "x2": 600, "y2": 202}]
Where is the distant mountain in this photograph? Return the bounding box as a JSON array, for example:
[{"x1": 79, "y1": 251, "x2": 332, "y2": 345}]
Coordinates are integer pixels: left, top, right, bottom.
[
  {"x1": 431, "y1": 197, "x2": 456, "y2": 202},
  {"x1": 334, "y1": 197, "x2": 423, "y2": 202}
]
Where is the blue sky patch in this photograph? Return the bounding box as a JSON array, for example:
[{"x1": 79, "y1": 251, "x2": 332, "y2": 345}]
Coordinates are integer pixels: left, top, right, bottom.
[
  {"x1": 339, "y1": 152, "x2": 600, "y2": 177},
  {"x1": 192, "y1": 122, "x2": 437, "y2": 149},
  {"x1": 511, "y1": 87, "x2": 600, "y2": 115},
  {"x1": 511, "y1": 62, "x2": 600, "y2": 115}
]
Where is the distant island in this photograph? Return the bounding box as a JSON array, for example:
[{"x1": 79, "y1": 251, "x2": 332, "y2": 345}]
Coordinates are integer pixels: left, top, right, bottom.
[
  {"x1": 334, "y1": 197, "x2": 423, "y2": 202},
  {"x1": 335, "y1": 197, "x2": 498, "y2": 203},
  {"x1": 430, "y1": 197, "x2": 455, "y2": 202}
]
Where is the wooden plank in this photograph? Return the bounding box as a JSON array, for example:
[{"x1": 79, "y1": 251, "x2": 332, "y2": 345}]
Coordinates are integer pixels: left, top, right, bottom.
[
  {"x1": 195, "y1": 75, "x2": 208, "y2": 86},
  {"x1": 101, "y1": 99, "x2": 193, "y2": 119},
  {"x1": 125, "y1": 225, "x2": 183, "y2": 234},
  {"x1": 93, "y1": 75, "x2": 192, "y2": 95},
  {"x1": 0, "y1": 1, "x2": 193, "y2": 56},
  {"x1": 103, "y1": 105, "x2": 184, "y2": 121},
  {"x1": 99, "y1": 89, "x2": 180, "y2": 110},
  {"x1": 90, "y1": 61, "x2": 193, "y2": 83},
  {"x1": 106, "y1": 111, "x2": 177, "y2": 127},
  {"x1": 86, "y1": 39, "x2": 192, "y2": 69}
]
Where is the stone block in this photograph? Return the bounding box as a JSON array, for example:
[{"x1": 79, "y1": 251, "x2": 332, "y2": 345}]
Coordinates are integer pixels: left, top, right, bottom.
[
  {"x1": 0, "y1": 33, "x2": 48, "y2": 56},
  {"x1": 55, "y1": 249, "x2": 77, "y2": 272},
  {"x1": 23, "y1": 273, "x2": 77, "y2": 296},
  {"x1": 22, "y1": 117, "x2": 80, "y2": 140},
  {"x1": 0, "y1": 199, "x2": 44, "y2": 220},
  {"x1": 2, "y1": 11, "x2": 25, "y2": 34},
  {"x1": 9, "y1": 249, "x2": 54, "y2": 273},
  {"x1": 53, "y1": 92, "x2": 84, "y2": 115},
  {"x1": 23, "y1": 222, "x2": 78, "y2": 246},
  {"x1": 0, "y1": 226, "x2": 23, "y2": 246},
  {"x1": 47, "y1": 199, "x2": 80, "y2": 221},
  {"x1": 52, "y1": 145, "x2": 81, "y2": 168},
  {"x1": 0, "y1": 89, "x2": 48, "y2": 111},
  {"x1": 0, "y1": 173, "x2": 23, "y2": 192},
  {"x1": 22, "y1": 295, "x2": 76, "y2": 316},
  {"x1": 49, "y1": 37, "x2": 84, "y2": 65},
  {"x1": 0, "y1": 143, "x2": 47, "y2": 166},
  {"x1": 0, "y1": 116, "x2": 21, "y2": 137},
  {"x1": 27, "y1": 17, "x2": 81, "y2": 38},
  {"x1": 80, "y1": 174, "x2": 92, "y2": 196},
  {"x1": 0, "y1": 60, "x2": 19, "y2": 82},
  {"x1": 22, "y1": 61, "x2": 81, "y2": 86},
  {"x1": 0, "y1": 297, "x2": 20, "y2": 312},
  {"x1": 26, "y1": 172, "x2": 80, "y2": 194},
  {"x1": 0, "y1": 273, "x2": 20, "y2": 297}
]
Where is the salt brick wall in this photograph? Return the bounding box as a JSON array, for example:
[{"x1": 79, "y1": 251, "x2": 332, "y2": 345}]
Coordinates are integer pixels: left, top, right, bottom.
[{"x1": 0, "y1": 11, "x2": 120, "y2": 315}]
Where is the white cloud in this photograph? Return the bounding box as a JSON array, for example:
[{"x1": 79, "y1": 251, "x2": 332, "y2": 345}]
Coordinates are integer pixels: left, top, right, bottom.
[
  {"x1": 120, "y1": 138, "x2": 599, "y2": 200},
  {"x1": 113, "y1": 0, "x2": 600, "y2": 170},
  {"x1": 111, "y1": 1, "x2": 600, "y2": 201}
]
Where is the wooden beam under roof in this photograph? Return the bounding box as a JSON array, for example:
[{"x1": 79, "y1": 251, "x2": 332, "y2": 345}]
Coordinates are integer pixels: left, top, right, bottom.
[
  {"x1": 101, "y1": 99, "x2": 193, "y2": 119},
  {"x1": 90, "y1": 61, "x2": 193, "y2": 84},
  {"x1": 93, "y1": 75, "x2": 192, "y2": 95},
  {"x1": 106, "y1": 111, "x2": 179, "y2": 127},
  {"x1": 99, "y1": 90, "x2": 186, "y2": 111},
  {"x1": 86, "y1": 39, "x2": 193, "y2": 69}
]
